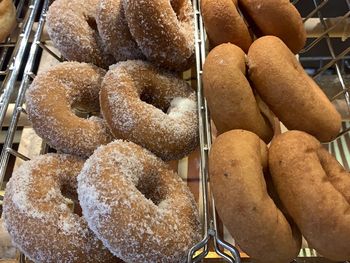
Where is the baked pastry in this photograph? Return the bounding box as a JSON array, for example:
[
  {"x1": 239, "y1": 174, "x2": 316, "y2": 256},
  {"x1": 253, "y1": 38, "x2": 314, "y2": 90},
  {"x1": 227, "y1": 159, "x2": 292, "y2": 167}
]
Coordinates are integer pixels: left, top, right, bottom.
[
  {"x1": 209, "y1": 129, "x2": 301, "y2": 263},
  {"x1": 78, "y1": 140, "x2": 201, "y2": 263},
  {"x1": 239, "y1": 0, "x2": 306, "y2": 53},
  {"x1": 3, "y1": 154, "x2": 120, "y2": 263},
  {"x1": 201, "y1": 0, "x2": 252, "y2": 52},
  {"x1": 123, "y1": 0, "x2": 195, "y2": 71},
  {"x1": 96, "y1": 0, "x2": 143, "y2": 61},
  {"x1": 269, "y1": 130, "x2": 350, "y2": 261},
  {"x1": 0, "y1": 0, "x2": 16, "y2": 42},
  {"x1": 203, "y1": 43, "x2": 273, "y2": 143},
  {"x1": 46, "y1": 0, "x2": 115, "y2": 68},
  {"x1": 247, "y1": 36, "x2": 341, "y2": 142},
  {"x1": 100, "y1": 60, "x2": 198, "y2": 161},
  {"x1": 26, "y1": 62, "x2": 113, "y2": 157}
]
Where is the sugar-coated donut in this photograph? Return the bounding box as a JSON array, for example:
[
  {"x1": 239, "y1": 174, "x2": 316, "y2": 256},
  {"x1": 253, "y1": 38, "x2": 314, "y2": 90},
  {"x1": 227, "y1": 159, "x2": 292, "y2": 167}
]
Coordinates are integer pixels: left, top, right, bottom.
[
  {"x1": 201, "y1": 0, "x2": 252, "y2": 52},
  {"x1": 203, "y1": 43, "x2": 273, "y2": 143},
  {"x1": 77, "y1": 140, "x2": 201, "y2": 263},
  {"x1": 3, "y1": 154, "x2": 120, "y2": 263},
  {"x1": 209, "y1": 130, "x2": 301, "y2": 263},
  {"x1": 0, "y1": 0, "x2": 16, "y2": 42},
  {"x1": 46, "y1": 0, "x2": 115, "y2": 68},
  {"x1": 123, "y1": 0, "x2": 195, "y2": 71},
  {"x1": 26, "y1": 62, "x2": 113, "y2": 158},
  {"x1": 239, "y1": 0, "x2": 306, "y2": 53},
  {"x1": 269, "y1": 131, "x2": 350, "y2": 261},
  {"x1": 100, "y1": 60, "x2": 199, "y2": 161},
  {"x1": 96, "y1": 0, "x2": 144, "y2": 62},
  {"x1": 247, "y1": 36, "x2": 341, "y2": 142}
]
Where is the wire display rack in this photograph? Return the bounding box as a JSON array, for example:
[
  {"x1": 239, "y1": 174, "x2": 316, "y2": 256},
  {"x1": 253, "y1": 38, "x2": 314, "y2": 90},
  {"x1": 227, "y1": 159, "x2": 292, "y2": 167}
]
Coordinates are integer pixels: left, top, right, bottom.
[
  {"x1": 0, "y1": 0, "x2": 349, "y2": 262},
  {"x1": 188, "y1": 0, "x2": 350, "y2": 262}
]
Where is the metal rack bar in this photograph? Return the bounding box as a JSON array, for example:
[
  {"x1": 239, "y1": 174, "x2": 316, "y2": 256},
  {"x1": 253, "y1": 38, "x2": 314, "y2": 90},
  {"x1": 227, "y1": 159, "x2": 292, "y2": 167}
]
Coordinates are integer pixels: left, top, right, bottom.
[
  {"x1": 188, "y1": 0, "x2": 241, "y2": 262},
  {"x1": 0, "y1": 0, "x2": 50, "y2": 186},
  {"x1": 0, "y1": 0, "x2": 42, "y2": 130},
  {"x1": 188, "y1": 0, "x2": 350, "y2": 261}
]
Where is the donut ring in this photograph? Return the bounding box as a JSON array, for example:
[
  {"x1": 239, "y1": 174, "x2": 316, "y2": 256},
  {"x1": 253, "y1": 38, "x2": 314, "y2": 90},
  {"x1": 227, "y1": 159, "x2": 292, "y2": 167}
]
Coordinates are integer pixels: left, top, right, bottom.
[
  {"x1": 3, "y1": 154, "x2": 119, "y2": 263},
  {"x1": 247, "y1": 36, "x2": 341, "y2": 142},
  {"x1": 96, "y1": 0, "x2": 144, "y2": 62},
  {"x1": 238, "y1": 0, "x2": 306, "y2": 53},
  {"x1": 269, "y1": 131, "x2": 350, "y2": 261},
  {"x1": 26, "y1": 62, "x2": 113, "y2": 157},
  {"x1": 100, "y1": 60, "x2": 199, "y2": 161},
  {"x1": 46, "y1": 0, "x2": 115, "y2": 68},
  {"x1": 123, "y1": 0, "x2": 195, "y2": 71},
  {"x1": 210, "y1": 130, "x2": 301, "y2": 263},
  {"x1": 0, "y1": 0, "x2": 16, "y2": 42},
  {"x1": 77, "y1": 140, "x2": 201, "y2": 263},
  {"x1": 201, "y1": 0, "x2": 252, "y2": 52}
]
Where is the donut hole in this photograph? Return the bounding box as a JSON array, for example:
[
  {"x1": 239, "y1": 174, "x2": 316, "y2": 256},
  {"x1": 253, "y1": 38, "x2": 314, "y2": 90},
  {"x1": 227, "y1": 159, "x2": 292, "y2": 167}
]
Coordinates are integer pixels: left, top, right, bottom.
[
  {"x1": 140, "y1": 89, "x2": 170, "y2": 113},
  {"x1": 135, "y1": 172, "x2": 167, "y2": 206},
  {"x1": 60, "y1": 184, "x2": 82, "y2": 216},
  {"x1": 170, "y1": 0, "x2": 184, "y2": 20},
  {"x1": 86, "y1": 16, "x2": 98, "y2": 31}
]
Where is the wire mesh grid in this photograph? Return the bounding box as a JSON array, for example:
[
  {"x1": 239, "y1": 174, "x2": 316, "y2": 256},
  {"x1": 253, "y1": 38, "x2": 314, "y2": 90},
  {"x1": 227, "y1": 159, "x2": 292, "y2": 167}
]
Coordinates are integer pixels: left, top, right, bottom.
[{"x1": 0, "y1": 0, "x2": 349, "y2": 262}]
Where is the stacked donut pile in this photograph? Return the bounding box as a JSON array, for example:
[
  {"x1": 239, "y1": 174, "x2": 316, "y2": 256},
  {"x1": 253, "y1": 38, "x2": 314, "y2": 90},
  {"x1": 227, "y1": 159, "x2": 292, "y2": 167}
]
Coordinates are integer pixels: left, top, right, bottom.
[
  {"x1": 202, "y1": 0, "x2": 350, "y2": 262},
  {"x1": 2, "y1": 0, "x2": 202, "y2": 262},
  {"x1": 45, "y1": 0, "x2": 195, "y2": 71}
]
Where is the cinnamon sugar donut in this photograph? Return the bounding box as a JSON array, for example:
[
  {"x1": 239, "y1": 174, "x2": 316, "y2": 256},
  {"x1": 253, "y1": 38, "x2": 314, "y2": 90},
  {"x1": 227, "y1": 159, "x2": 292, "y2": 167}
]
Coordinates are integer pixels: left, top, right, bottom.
[
  {"x1": 0, "y1": 0, "x2": 16, "y2": 42},
  {"x1": 26, "y1": 62, "x2": 113, "y2": 157},
  {"x1": 123, "y1": 0, "x2": 195, "y2": 71},
  {"x1": 46, "y1": 0, "x2": 115, "y2": 68},
  {"x1": 77, "y1": 140, "x2": 201, "y2": 263},
  {"x1": 100, "y1": 60, "x2": 199, "y2": 161},
  {"x1": 3, "y1": 154, "x2": 119, "y2": 263},
  {"x1": 96, "y1": 0, "x2": 143, "y2": 61}
]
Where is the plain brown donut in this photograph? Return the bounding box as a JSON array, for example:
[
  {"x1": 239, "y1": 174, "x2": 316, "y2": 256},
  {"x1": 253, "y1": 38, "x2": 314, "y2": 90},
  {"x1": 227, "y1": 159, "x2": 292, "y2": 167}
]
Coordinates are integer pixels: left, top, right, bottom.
[
  {"x1": 247, "y1": 36, "x2": 341, "y2": 142},
  {"x1": 269, "y1": 130, "x2": 350, "y2": 261},
  {"x1": 0, "y1": 0, "x2": 16, "y2": 42},
  {"x1": 209, "y1": 130, "x2": 301, "y2": 263},
  {"x1": 201, "y1": 0, "x2": 252, "y2": 52},
  {"x1": 203, "y1": 43, "x2": 273, "y2": 143},
  {"x1": 238, "y1": 0, "x2": 306, "y2": 53},
  {"x1": 3, "y1": 154, "x2": 120, "y2": 263},
  {"x1": 123, "y1": 0, "x2": 195, "y2": 71},
  {"x1": 77, "y1": 140, "x2": 201, "y2": 263}
]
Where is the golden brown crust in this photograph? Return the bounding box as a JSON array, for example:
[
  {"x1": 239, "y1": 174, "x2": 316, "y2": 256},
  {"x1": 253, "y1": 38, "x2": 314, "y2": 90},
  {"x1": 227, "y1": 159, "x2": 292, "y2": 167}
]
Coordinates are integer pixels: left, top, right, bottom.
[
  {"x1": 209, "y1": 130, "x2": 301, "y2": 263},
  {"x1": 247, "y1": 36, "x2": 341, "y2": 142},
  {"x1": 0, "y1": 0, "x2": 16, "y2": 42},
  {"x1": 269, "y1": 130, "x2": 350, "y2": 261},
  {"x1": 100, "y1": 60, "x2": 199, "y2": 161},
  {"x1": 3, "y1": 154, "x2": 119, "y2": 263},
  {"x1": 203, "y1": 43, "x2": 273, "y2": 143},
  {"x1": 201, "y1": 0, "x2": 252, "y2": 52},
  {"x1": 238, "y1": 0, "x2": 306, "y2": 53}
]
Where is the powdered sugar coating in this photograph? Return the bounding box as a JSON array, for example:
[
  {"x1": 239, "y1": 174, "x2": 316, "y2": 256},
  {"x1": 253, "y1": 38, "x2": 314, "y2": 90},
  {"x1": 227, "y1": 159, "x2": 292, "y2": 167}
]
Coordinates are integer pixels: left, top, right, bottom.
[
  {"x1": 100, "y1": 60, "x2": 199, "y2": 160},
  {"x1": 26, "y1": 62, "x2": 113, "y2": 158},
  {"x1": 77, "y1": 140, "x2": 201, "y2": 263},
  {"x1": 46, "y1": 0, "x2": 115, "y2": 68},
  {"x1": 3, "y1": 154, "x2": 120, "y2": 263},
  {"x1": 123, "y1": 0, "x2": 195, "y2": 71},
  {"x1": 97, "y1": 0, "x2": 144, "y2": 62}
]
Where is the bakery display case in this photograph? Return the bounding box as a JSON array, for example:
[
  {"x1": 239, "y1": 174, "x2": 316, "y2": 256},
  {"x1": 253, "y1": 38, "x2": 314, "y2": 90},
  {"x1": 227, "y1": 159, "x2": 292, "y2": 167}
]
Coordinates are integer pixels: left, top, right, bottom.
[{"x1": 0, "y1": 0, "x2": 349, "y2": 262}]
